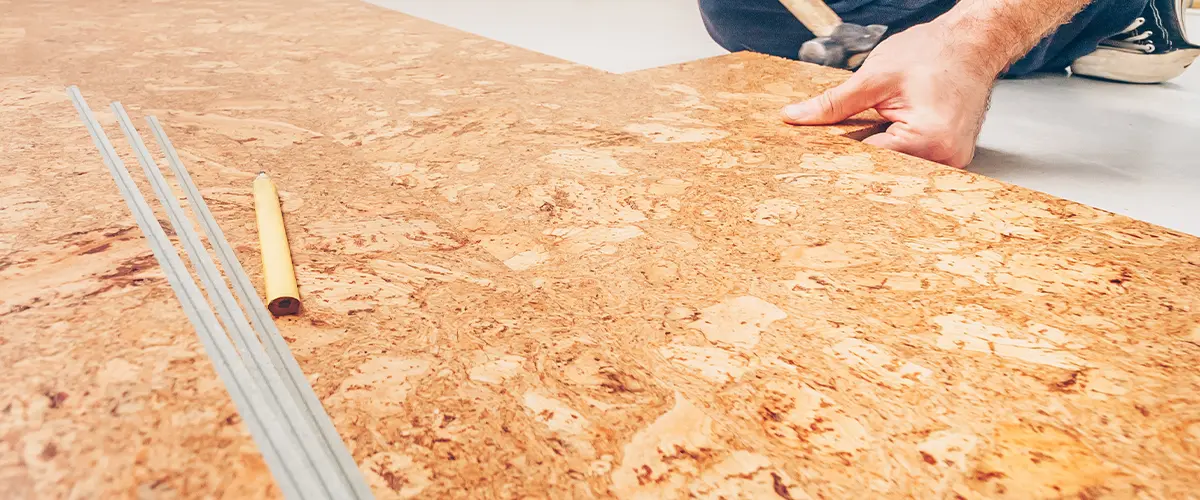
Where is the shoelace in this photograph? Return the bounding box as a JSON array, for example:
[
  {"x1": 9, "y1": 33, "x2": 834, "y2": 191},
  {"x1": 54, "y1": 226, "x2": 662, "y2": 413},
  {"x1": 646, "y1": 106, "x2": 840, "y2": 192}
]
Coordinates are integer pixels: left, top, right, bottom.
[{"x1": 1103, "y1": 17, "x2": 1155, "y2": 53}]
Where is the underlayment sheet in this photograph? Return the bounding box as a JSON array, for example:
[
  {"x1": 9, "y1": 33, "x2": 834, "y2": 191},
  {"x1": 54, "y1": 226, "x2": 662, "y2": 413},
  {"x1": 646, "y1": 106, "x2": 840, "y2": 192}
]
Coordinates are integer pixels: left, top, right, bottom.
[{"x1": 1, "y1": 0, "x2": 1199, "y2": 498}]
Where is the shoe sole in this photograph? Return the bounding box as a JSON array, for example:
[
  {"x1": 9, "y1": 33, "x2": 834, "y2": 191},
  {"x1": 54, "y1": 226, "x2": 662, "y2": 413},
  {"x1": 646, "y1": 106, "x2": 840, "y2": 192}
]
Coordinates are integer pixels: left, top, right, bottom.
[{"x1": 1070, "y1": 47, "x2": 1200, "y2": 83}]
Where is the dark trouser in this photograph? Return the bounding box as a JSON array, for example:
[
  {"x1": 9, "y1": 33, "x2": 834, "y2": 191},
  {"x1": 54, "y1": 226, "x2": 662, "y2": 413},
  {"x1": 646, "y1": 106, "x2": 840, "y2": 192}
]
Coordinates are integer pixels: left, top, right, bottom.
[{"x1": 699, "y1": 0, "x2": 1148, "y2": 76}]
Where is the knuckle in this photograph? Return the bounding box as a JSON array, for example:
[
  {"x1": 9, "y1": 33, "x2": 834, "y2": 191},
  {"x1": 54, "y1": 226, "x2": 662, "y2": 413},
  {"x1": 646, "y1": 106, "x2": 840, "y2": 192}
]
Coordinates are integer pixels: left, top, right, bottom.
[
  {"x1": 952, "y1": 145, "x2": 978, "y2": 169},
  {"x1": 923, "y1": 129, "x2": 959, "y2": 160}
]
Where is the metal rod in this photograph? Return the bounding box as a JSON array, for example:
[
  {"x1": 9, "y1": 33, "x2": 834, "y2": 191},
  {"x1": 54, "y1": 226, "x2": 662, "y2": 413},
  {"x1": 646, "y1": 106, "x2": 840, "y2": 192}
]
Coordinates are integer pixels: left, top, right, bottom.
[
  {"x1": 112, "y1": 103, "x2": 350, "y2": 499},
  {"x1": 67, "y1": 86, "x2": 313, "y2": 500},
  {"x1": 146, "y1": 116, "x2": 374, "y2": 499}
]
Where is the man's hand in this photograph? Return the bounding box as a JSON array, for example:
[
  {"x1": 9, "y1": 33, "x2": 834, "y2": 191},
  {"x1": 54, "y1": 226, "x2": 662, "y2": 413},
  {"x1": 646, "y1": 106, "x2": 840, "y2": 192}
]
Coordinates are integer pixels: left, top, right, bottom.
[
  {"x1": 781, "y1": 21, "x2": 998, "y2": 168},
  {"x1": 779, "y1": 0, "x2": 1093, "y2": 168}
]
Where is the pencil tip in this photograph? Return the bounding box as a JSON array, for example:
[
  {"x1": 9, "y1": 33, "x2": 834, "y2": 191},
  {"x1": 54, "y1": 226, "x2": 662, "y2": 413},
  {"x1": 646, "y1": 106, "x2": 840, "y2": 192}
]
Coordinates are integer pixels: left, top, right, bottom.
[{"x1": 257, "y1": 171, "x2": 268, "y2": 177}]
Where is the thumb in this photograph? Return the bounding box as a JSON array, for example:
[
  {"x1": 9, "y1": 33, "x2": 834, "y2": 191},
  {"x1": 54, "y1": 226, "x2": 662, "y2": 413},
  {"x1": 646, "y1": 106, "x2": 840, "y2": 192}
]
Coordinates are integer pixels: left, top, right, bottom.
[
  {"x1": 781, "y1": 74, "x2": 882, "y2": 125},
  {"x1": 863, "y1": 122, "x2": 924, "y2": 157},
  {"x1": 863, "y1": 125, "x2": 972, "y2": 168},
  {"x1": 861, "y1": 130, "x2": 906, "y2": 151}
]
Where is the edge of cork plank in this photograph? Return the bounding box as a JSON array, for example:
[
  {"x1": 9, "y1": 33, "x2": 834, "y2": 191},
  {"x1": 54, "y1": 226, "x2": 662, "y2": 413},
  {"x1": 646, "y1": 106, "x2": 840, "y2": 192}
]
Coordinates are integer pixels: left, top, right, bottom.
[{"x1": 623, "y1": 51, "x2": 890, "y2": 141}]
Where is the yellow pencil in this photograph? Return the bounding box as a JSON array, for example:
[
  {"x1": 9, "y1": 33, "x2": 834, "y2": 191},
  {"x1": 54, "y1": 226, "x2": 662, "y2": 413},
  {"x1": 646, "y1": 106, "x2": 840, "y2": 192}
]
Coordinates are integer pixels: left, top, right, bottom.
[{"x1": 252, "y1": 171, "x2": 301, "y2": 316}]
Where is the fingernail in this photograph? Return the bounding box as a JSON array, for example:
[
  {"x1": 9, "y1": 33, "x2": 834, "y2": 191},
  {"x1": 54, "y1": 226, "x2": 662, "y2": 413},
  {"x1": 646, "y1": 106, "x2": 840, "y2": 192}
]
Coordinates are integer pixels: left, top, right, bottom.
[{"x1": 782, "y1": 102, "x2": 813, "y2": 121}]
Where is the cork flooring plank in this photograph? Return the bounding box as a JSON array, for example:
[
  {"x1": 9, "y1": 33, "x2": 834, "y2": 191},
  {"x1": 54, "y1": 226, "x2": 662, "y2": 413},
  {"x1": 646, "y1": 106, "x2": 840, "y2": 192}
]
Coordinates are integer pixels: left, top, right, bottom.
[
  {"x1": 623, "y1": 51, "x2": 889, "y2": 141},
  {"x1": 2, "y1": 0, "x2": 1199, "y2": 498}
]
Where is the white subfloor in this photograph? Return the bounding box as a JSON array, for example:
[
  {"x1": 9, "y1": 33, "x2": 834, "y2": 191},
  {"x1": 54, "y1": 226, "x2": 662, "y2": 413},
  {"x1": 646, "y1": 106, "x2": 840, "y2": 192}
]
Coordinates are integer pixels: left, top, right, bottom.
[{"x1": 369, "y1": 0, "x2": 1200, "y2": 236}]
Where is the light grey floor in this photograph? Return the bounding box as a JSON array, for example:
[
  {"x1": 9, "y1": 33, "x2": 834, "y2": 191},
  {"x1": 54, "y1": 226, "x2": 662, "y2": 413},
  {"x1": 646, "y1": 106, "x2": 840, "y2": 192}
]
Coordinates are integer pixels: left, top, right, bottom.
[{"x1": 368, "y1": 0, "x2": 1200, "y2": 236}]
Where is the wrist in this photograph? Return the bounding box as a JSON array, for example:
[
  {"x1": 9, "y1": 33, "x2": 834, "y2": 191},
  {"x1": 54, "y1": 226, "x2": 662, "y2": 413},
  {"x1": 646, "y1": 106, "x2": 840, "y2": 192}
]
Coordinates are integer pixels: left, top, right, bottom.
[
  {"x1": 928, "y1": 11, "x2": 1020, "y2": 78},
  {"x1": 931, "y1": 0, "x2": 1093, "y2": 78}
]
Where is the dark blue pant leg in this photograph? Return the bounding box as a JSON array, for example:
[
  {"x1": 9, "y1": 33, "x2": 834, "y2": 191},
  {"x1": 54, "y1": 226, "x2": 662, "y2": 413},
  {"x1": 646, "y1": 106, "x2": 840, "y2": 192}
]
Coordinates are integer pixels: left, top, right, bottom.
[
  {"x1": 1010, "y1": 0, "x2": 1149, "y2": 74},
  {"x1": 698, "y1": 0, "x2": 954, "y2": 60},
  {"x1": 698, "y1": 0, "x2": 1147, "y2": 76}
]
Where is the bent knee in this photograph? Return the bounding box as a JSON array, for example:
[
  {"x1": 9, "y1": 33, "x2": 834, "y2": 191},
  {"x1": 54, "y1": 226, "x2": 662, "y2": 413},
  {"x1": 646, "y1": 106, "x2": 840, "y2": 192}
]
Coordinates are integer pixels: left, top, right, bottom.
[{"x1": 698, "y1": 0, "x2": 811, "y2": 59}]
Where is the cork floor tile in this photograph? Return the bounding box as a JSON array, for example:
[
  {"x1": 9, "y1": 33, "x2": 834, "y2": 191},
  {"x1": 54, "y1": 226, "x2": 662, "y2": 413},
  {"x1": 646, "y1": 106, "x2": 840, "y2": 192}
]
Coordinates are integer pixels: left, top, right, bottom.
[{"x1": 1, "y1": 0, "x2": 1198, "y2": 498}]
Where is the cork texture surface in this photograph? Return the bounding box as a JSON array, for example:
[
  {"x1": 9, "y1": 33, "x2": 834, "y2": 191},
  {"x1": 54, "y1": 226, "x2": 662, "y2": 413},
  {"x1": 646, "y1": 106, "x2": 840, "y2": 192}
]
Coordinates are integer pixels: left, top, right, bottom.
[{"x1": 2, "y1": 0, "x2": 1199, "y2": 498}]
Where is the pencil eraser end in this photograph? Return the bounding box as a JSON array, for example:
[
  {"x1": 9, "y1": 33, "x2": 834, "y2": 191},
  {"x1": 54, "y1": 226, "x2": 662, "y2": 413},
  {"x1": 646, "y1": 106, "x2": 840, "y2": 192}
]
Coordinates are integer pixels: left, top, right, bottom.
[{"x1": 268, "y1": 296, "x2": 301, "y2": 317}]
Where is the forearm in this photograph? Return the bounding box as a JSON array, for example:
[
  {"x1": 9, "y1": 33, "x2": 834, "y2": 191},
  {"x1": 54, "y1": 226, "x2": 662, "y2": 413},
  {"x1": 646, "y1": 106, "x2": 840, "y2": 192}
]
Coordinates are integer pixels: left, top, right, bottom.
[{"x1": 934, "y1": 0, "x2": 1094, "y2": 76}]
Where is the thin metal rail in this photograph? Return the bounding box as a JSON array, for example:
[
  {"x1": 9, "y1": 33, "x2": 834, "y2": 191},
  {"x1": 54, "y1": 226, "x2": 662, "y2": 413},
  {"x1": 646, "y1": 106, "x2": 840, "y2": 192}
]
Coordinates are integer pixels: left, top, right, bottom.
[
  {"x1": 145, "y1": 115, "x2": 373, "y2": 500},
  {"x1": 111, "y1": 103, "x2": 354, "y2": 499},
  {"x1": 68, "y1": 86, "x2": 372, "y2": 499}
]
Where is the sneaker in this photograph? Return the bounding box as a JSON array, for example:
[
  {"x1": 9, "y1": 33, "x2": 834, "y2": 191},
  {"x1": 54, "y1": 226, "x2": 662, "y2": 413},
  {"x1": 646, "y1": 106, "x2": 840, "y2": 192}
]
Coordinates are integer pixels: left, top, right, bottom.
[{"x1": 1070, "y1": 0, "x2": 1200, "y2": 83}]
